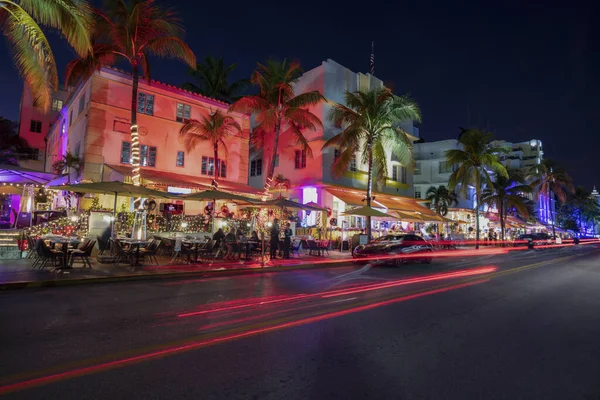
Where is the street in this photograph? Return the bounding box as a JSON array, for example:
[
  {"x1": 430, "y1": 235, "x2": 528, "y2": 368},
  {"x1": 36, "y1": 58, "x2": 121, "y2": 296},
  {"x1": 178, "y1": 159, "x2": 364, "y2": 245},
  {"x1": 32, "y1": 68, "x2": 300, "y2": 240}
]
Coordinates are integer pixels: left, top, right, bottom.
[{"x1": 1, "y1": 245, "x2": 600, "y2": 399}]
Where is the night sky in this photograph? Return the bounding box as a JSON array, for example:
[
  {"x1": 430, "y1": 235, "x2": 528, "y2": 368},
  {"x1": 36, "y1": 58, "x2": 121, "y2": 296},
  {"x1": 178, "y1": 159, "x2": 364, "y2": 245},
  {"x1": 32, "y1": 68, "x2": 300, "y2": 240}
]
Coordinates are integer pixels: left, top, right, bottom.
[{"x1": 1, "y1": 1, "x2": 598, "y2": 188}]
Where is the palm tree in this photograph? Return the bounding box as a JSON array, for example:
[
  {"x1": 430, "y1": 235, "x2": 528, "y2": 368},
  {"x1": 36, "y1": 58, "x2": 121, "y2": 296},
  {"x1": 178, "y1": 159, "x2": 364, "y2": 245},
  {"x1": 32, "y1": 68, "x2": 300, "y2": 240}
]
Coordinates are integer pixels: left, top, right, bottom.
[
  {"x1": 183, "y1": 55, "x2": 249, "y2": 103},
  {"x1": 179, "y1": 109, "x2": 241, "y2": 188},
  {"x1": 1, "y1": 0, "x2": 93, "y2": 111},
  {"x1": 52, "y1": 151, "x2": 82, "y2": 183},
  {"x1": 65, "y1": 0, "x2": 195, "y2": 186},
  {"x1": 230, "y1": 59, "x2": 325, "y2": 197},
  {"x1": 323, "y1": 87, "x2": 421, "y2": 238},
  {"x1": 480, "y1": 170, "x2": 532, "y2": 240},
  {"x1": 446, "y1": 128, "x2": 508, "y2": 248},
  {"x1": 273, "y1": 174, "x2": 291, "y2": 198},
  {"x1": 425, "y1": 185, "x2": 458, "y2": 217},
  {"x1": 527, "y1": 159, "x2": 573, "y2": 236}
]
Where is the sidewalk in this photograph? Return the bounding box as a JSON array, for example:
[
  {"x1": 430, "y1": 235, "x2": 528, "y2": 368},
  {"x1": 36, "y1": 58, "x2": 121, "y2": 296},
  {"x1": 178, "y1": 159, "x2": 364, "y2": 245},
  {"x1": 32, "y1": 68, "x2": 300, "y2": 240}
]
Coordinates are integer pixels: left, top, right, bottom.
[{"x1": 0, "y1": 251, "x2": 355, "y2": 290}]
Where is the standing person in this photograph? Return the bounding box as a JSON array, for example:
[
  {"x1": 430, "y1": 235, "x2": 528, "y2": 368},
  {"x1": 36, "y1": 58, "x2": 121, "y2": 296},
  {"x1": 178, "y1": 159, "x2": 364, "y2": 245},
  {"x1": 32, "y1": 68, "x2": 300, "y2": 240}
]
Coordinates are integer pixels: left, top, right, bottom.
[
  {"x1": 283, "y1": 222, "x2": 293, "y2": 259},
  {"x1": 270, "y1": 219, "x2": 280, "y2": 259}
]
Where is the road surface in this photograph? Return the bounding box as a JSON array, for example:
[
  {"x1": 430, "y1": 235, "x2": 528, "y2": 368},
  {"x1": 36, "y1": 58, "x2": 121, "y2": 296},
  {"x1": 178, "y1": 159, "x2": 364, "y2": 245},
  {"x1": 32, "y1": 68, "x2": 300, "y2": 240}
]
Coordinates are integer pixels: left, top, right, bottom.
[{"x1": 1, "y1": 244, "x2": 600, "y2": 399}]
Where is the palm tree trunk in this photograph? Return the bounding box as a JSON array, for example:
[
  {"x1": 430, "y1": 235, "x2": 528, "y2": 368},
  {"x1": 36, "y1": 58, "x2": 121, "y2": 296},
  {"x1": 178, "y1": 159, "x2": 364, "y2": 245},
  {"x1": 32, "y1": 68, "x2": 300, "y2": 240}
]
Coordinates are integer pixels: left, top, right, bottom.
[
  {"x1": 475, "y1": 171, "x2": 480, "y2": 249},
  {"x1": 499, "y1": 201, "x2": 505, "y2": 241},
  {"x1": 213, "y1": 142, "x2": 219, "y2": 188},
  {"x1": 365, "y1": 141, "x2": 374, "y2": 239},
  {"x1": 130, "y1": 62, "x2": 141, "y2": 187},
  {"x1": 264, "y1": 117, "x2": 281, "y2": 198}
]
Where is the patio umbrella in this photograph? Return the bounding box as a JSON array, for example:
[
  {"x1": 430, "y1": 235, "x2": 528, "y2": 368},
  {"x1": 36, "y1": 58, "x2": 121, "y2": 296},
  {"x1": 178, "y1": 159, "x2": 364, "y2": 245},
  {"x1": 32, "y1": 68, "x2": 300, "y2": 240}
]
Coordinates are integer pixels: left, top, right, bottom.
[
  {"x1": 262, "y1": 198, "x2": 323, "y2": 211},
  {"x1": 304, "y1": 201, "x2": 328, "y2": 211},
  {"x1": 394, "y1": 210, "x2": 425, "y2": 222},
  {"x1": 48, "y1": 181, "x2": 177, "y2": 236},
  {"x1": 341, "y1": 206, "x2": 400, "y2": 219}
]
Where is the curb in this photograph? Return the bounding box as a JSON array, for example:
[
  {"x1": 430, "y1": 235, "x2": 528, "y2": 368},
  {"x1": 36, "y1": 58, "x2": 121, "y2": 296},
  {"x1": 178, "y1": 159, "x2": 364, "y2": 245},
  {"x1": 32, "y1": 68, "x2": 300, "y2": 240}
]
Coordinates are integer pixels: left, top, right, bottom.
[{"x1": 0, "y1": 259, "x2": 352, "y2": 291}]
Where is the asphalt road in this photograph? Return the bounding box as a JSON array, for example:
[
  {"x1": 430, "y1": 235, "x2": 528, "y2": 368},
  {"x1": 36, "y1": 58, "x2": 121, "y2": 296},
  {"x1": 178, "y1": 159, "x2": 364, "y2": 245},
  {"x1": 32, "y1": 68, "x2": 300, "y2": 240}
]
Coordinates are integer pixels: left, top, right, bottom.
[{"x1": 1, "y1": 244, "x2": 600, "y2": 399}]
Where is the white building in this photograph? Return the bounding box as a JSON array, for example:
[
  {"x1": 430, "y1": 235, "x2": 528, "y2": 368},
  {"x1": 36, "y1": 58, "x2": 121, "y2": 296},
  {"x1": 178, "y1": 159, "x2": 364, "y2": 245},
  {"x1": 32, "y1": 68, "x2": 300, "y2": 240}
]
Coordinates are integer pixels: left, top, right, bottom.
[{"x1": 248, "y1": 59, "x2": 429, "y2": 232}]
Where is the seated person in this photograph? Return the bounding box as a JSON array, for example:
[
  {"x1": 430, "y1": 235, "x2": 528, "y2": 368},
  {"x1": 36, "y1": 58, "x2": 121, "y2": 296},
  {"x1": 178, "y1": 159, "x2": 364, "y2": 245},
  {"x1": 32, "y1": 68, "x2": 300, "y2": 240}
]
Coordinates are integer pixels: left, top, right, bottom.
[{"x1": 224, "y1": 229, "x2": 239, "y2": 260}]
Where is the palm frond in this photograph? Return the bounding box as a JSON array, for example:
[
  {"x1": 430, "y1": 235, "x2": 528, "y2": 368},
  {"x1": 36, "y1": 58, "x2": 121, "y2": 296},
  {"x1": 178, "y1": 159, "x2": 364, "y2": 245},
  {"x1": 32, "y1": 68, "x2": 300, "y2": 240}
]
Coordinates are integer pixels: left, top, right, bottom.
[
  {"x1": 284, "y1": 108, "x2": 323, "y2": 131},
  {"x1": 2, "y1": 2, "x2": 58, "y2": 111},
  {"x1": 142, "y1": 36, "x2": 195, "y2": 67},
  {"x1": 18, "y1": 0, "x2": 93, "y2": 57},
  {"x1": 287, "y1": 91, "x2": 326, "y2": 108}
]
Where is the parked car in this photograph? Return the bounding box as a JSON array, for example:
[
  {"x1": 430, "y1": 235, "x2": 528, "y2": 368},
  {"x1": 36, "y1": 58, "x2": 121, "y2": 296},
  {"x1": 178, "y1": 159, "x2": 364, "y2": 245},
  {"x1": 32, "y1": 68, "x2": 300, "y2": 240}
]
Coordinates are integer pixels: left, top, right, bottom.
[
  {"x1": 352, "y1": 234, "x2": 434, "y2": 266},
  {"x1": 514, "y1": 233, "x2": 553, "y2": 246}
]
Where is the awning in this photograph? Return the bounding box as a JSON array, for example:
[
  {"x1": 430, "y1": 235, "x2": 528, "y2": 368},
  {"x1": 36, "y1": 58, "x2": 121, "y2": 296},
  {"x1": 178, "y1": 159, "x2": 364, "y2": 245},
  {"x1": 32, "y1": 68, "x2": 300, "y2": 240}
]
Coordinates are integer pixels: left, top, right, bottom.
[
  {"x1": 0, "y1": 164, "x2": 55, "y2": 185},
  {"x1": 105, "y1": 164, "x2": 262, "y2": 196},
  {"x1": 324, "y1": 185, "x2": 438, "y2": 217}
]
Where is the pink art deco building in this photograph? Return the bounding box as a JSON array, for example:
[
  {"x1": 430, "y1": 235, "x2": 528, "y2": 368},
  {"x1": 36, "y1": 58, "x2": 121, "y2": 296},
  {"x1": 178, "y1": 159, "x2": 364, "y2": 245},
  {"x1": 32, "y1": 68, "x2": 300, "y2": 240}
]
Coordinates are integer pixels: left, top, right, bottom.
[{"x1": 43, "y1": 67, "x2": 254, "y2": 213}]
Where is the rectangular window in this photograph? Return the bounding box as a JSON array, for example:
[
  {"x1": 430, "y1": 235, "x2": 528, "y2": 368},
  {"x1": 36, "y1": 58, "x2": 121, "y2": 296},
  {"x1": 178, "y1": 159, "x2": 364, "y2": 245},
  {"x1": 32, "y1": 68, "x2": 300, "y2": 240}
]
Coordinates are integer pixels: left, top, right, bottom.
[
  {"x1": 294, "y1": 149, "x2": 307, "y2": 169},
  {"x1": 201, "y1": 156, "x2": 215, "y2": 175},
  {"x1": 78, "y1": 95, "x2": 85, "y2": 114},
  {"x1": 30, "y1": 120, "x2": 42, "y2": 133},
  {"x1": 415, "y1": 191, "x2": 422, "y2": 199},
  {"x1": 392, "y1": 165, "x2": 398, "y2": 181},
  {"x1": 137, "y1": 92, "x2": 155, "y2": 115},
  {"x1": 349, "y1": 155, "x2": 357, "y2": 172},
  {"x1": 250, "y1": 159, "x2": 262, "y2": 177},
  {"x1": 120, "y1": 142, "x2": 131, "y2": 164},
  {"x1": 414, "y1": 162, "x2": 421, "y2": 175},
  {"x1": 176, "y1": 151, "x2": 185, "y2": 167},
  {"x1": 176, "y1": 103, "x2": 191, "y2": 122},
  {"x1": 51, "y1": 99, "x2": 63, "y2": 112},
  {"x1": 217, "y1": 159, "x2": 227, "y2": 178},
  {"x1": 140, "y1": 145, "x2": 157, "y2": 167},
  {"x1": 391, "y1": 165, "x2": 407, "y2": 183},
  {"x1": 69, "y1": 110, "x2": 73, "y2": 127},
  {"x1": 439, "y1": 161, "x2": 456, "y2": 174},
  {"x1": 334, "y1": 149, "x2": 341, "y2": 161}
]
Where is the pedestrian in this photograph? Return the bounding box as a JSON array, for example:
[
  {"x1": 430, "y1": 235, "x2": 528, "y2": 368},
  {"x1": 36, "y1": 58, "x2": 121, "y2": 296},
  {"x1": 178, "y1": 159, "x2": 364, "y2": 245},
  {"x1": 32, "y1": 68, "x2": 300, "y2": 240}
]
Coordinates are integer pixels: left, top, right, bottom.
[
  {"x1": 270, "y1": 219, "x2": 280, "y2": 259},
  {"x1": 283, "y1": 222, "x2": 292, "y2": 259}
]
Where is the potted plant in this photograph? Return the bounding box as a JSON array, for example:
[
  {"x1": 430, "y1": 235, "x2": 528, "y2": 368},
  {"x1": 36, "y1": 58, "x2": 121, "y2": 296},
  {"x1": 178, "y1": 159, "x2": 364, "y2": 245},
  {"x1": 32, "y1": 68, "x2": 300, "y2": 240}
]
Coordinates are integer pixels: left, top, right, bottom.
[{"x1": 17, "y1": 231, "x2": 28, "y2": 251}]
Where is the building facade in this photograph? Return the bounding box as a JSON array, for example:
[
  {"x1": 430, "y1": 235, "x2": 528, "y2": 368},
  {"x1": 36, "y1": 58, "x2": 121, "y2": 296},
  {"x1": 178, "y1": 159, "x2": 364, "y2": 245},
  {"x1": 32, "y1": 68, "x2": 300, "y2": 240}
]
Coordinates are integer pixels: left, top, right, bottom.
[
  {"x1": 44, "y1": 67, "x2": 252, "y2": 213},
  {"x1": 414, "y1": 137, "x2": 552, "y2": 234},
  {"x1": 17, "y1": 86, "x2": 70, "y2": 171},
  {"x1": 248, "y1": 59, "x2": 425, "y2": 229}
]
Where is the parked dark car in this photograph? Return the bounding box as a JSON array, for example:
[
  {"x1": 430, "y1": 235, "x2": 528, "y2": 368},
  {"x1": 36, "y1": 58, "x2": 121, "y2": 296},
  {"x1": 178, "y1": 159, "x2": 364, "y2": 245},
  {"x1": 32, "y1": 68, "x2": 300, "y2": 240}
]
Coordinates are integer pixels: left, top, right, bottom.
[
  {"x1": 353, "y1": 234, "x2": 434, "y2": 266},
  {"x1": 514, "y1": 233, "x2": 553, "y2": 246}
]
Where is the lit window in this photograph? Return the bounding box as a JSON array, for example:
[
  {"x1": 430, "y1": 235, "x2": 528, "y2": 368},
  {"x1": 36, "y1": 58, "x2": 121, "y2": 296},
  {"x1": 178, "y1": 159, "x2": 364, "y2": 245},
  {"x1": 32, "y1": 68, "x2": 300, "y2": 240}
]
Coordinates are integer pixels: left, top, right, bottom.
[
  {"x1": 30, "y1": 120, "x2": 42, "y2": 133},
  {"x1": 121, "y1": 142, "x2": 131, "y2": 164},
  {"x1": 201, "y1": 156, "x2": 215, "y2": 175},
  {"x1": 176, "y1": 103, "x2": 191, "y2": 122},
  {"x1": 217, "y1": 159, "x2": 227, "y2": 178},
  {"x1": 294, "y1": 149, "x2": 306, "y2": 169},
  {"x1": 250, "y1": 159, "x2": 262, "y2": 176},
  {"x1": 176, "y1": 151, "x2": 184, "y2": 167},
  {"x1": 137, "y1": 92, "x2": 155, "y2": 115},
  {"x1": 414, "y1": 162, "x2": 421, "y2": 175},
  {"x1": 140, "y1": 145, "x2": 157, "y2": 167},
  {"x1": 51, "y1": 99, "x2": 63, "y2": 112}
]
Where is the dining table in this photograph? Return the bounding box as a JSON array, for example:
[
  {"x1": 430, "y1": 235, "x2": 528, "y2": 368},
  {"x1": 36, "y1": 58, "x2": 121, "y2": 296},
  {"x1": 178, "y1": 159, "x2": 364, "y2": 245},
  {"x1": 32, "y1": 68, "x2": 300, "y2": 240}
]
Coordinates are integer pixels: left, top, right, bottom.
[
  {"x1": 181, "y1": 238, "x2": 207, "y2": 263},
  {"x1": 120, "y1": 238, "x2": 149, "y2": 268},
  {"x1": 47, "y1": 236, "x2": 81, "y2": 269}
]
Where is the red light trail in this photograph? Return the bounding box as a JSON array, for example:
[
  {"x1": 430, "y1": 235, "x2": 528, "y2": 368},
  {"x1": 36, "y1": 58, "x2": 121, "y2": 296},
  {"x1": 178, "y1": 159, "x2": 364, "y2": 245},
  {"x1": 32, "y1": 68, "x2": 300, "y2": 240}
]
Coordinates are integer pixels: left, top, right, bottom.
[{"x1": 0, "y1": 279, "x2": 486, "y2": 395}]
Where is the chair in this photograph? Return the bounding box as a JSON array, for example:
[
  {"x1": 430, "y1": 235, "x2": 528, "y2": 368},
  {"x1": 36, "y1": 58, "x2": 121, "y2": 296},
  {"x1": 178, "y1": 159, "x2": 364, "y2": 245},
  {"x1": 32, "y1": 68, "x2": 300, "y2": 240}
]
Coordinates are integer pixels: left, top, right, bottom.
[
  {"x1": 198, "y1": 240, "x2": 217, "y2": 261},
  {"x1": 37, "y1": 240, "x2": 63, "y2": 270},
  {"x1": 160, "y1": 237, "x2": 175, "y2": 256},
  {"x1": 306, "y1": 240, "x2": 321, "y2": 256},
  {"x1": 300, "y1": 239, "x2": 310, "y2": 255},
  {"x1": 112, "y1": 240, "x2": 134, "y2": 265},
  {"x1": 140, "y1": 239, "x2": 161, "y2": 265},
  {"x1": 69, "y1": 240, "x2": 96, "y2": 268},
  {"x1": 290, "y1": 239, "x2": 301, "y2": 258},
  {"x1": 97, "y1": 235, "x2": 110, "y2": 255},
  {"x1": 318, "y1": 240, "x2": 330, "y2": 255}
]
